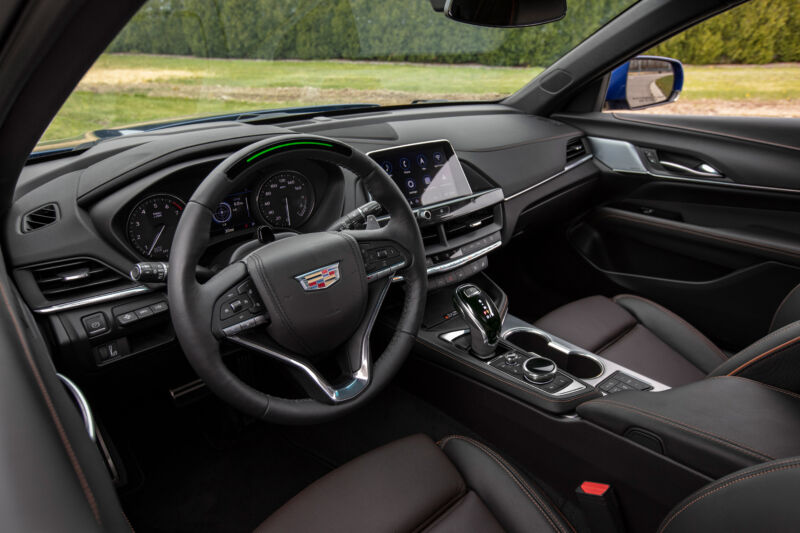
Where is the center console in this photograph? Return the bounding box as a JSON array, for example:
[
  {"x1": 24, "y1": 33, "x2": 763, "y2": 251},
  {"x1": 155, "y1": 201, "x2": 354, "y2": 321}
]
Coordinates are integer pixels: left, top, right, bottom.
[{"x1": 415, "y1": 274, "x2": 669, "y2": 414}]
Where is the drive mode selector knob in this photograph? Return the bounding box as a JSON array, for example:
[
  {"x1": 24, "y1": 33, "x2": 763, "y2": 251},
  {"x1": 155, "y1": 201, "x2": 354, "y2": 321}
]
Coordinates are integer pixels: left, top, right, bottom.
[{"x1": 523, "y1": 357, "x2": 557, "y2": 384}]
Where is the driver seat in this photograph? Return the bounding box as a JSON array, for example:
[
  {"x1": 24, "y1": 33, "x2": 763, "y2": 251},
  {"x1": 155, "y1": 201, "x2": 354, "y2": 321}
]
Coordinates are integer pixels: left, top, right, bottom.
[
  {"x1": 256, "y1": 434, "x2": 800, "y2": 533},
  {"x1": 256, "y1": 434, "x2": 572, "y2": 532}
]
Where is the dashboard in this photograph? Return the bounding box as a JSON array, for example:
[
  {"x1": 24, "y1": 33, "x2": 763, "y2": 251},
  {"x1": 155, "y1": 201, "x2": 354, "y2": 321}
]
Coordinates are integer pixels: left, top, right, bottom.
[{"x1": 5, "y1": 104, "x2": 596, "y2": 371}]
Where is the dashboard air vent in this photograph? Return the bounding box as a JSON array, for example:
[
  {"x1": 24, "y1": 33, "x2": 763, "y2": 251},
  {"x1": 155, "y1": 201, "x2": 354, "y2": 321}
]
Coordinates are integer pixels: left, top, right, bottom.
[
  {"x1": 29, "y1": 258, "x2": 133, "y2": 301},
  {"x1": 22, "y1": 203, "x2": 59, "y2": 233},
  {"x1": 443, "y1": 207, "x2": 495, "y2": 241},
  {"x1": 566, "y1": 138, "x2": 587, "y2": 163}
]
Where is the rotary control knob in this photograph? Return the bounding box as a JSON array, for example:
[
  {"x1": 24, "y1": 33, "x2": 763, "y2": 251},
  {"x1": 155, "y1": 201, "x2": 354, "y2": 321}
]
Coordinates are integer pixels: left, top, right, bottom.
[
  {"x1": 504, "y1": 352, "x2": 521, "y2": 366},
  {"x1": 523, "y1": 357, "x2": 557, "y2": 384}
]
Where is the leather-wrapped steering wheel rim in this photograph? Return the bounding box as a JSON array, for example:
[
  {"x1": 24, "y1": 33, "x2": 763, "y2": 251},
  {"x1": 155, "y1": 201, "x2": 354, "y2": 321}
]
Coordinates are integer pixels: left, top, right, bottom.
[{"x1": 167, "y1": 134, "x2": 427, "y2": 424}]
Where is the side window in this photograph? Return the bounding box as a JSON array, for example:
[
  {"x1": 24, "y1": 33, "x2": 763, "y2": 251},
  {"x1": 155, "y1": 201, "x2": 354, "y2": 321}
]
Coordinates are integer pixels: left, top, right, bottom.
[{"x1": 610, "y1": 0, "x2": 800, "y2": 117}]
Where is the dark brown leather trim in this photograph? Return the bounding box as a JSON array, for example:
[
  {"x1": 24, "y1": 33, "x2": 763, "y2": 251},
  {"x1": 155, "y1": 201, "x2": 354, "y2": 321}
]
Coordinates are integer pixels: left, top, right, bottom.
[
  {"x1": 613, "y1": 294, "x2": 727, "y2": 362},
  {"x1": 727, "y1": 335, "x2": 800, "y2": 376},
  {"x1": 439, "y1": 435, "x2": 575, "y2": 533},
  {"x1": 0, "y1": 280, "x2": 103, "y2": 525},
  {"x1": 659, "y1": 458, "x2": 800, "y2": 533}
]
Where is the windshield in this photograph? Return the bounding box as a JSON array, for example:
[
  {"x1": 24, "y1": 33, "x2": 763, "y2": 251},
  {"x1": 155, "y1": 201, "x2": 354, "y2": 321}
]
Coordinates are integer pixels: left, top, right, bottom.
[{"x1": 35, "y1": 0, "x2": 637, "y2": 152}]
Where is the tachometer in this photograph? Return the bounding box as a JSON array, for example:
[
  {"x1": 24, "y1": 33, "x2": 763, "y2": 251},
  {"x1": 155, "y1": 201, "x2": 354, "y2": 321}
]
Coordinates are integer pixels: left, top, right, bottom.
[
  {"x1": 126, "y1": 194, "x2": 185, "y2": 260},
  {"x1": 255, "y1": 170, "x2": 315, "y2": 228}
]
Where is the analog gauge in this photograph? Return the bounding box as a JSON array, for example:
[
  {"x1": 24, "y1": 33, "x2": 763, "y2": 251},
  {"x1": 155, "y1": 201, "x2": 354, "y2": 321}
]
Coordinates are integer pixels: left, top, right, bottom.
[
  {"x1": 255, "y1": 170, "x2": 315, "y2": 228},
  {"x1": 126, "y1": 194, "x2": 185, "y2": 260}
]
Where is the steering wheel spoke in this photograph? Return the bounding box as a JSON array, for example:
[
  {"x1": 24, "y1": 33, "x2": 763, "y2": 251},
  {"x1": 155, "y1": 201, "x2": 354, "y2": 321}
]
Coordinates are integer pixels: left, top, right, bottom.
[{"x1": 227, "y1": 278, "x2": 392, "y2": 404}]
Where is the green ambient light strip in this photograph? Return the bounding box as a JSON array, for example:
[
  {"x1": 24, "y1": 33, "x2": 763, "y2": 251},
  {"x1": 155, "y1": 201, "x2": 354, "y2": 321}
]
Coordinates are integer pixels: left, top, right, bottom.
[{"x1": 246, "y1": 141, "x2": 334, "y2": 163}]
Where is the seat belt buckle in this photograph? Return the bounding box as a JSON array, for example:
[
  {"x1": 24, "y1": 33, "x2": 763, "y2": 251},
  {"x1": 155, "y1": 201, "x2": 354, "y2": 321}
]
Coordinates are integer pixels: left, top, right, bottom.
[{"x1": 575, "y1": 481, "x2": 625, "y2": 533}]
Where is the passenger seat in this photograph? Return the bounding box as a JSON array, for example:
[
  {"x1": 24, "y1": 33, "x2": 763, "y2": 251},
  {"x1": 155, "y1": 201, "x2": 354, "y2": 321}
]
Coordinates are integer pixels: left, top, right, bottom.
[{"x1": 535, "y1": 285, "x2": 800, "y2": 389}]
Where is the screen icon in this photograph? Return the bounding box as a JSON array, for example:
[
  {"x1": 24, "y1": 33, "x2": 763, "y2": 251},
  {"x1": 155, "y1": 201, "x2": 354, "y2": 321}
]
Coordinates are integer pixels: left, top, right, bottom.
[
  {"x1": 423, "y1": 175, "x2": 432, "y2": 185},
  {"x1": 406, "y1": 179, "x2": 416, "y2": 190},
  {"x1": 432, "y1": 152, "x2": 444, "y2": 165},
  {"x1": 416, "y1": 154, "x2": 427, "y2": 169},
  {"x1": 399, "y1": 157, "x2": 412, "y2": 172},
  {"x1": 381, "y1": 161, "x2": 393, "y2": 174}
]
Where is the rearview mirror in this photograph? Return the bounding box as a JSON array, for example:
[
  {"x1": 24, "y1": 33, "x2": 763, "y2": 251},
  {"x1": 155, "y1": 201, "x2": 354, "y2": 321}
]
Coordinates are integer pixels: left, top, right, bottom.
[
  {"x1": 444, "y1": 0, "x2": 566, "y2": 28},
  {"x1": 604, "y1": 56, "x2": 684, "y2": 111}
]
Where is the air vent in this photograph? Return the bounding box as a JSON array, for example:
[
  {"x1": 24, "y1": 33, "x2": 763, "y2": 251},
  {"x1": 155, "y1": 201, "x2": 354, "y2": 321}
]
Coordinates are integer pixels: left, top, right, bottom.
[
  {"x1": 420, "y1": 225, "x2": 441, "y2": 246},
  {"x1": 443, "y1": 207, "x2": 495, "y2": 241},
  {"x1": 21, "y1": 203, "x2": 59, "y2": 233},
  {"x1": 29, "y1": 258, "x2": 133, "y2": 301},
  {"x1": 566, "y1": 138, "x2": 587, "y2": 163}
]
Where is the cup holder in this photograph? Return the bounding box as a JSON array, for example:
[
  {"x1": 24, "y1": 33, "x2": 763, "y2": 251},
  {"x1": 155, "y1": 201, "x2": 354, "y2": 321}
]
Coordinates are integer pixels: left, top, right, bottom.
[{"x1": 503, "y1": 329, "x2": 603, "y2": 380}]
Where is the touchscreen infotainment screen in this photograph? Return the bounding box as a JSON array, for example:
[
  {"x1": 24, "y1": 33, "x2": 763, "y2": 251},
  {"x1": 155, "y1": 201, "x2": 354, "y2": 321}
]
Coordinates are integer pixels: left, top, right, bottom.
[{"x1": 368, "y1": 140, "x2": 472, "y2": 208}]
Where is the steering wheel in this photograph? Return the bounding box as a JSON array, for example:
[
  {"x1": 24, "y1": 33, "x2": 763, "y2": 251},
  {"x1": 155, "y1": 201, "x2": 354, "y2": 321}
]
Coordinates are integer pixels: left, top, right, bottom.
[{"x1": 167, "y1": 135, "x2": 427, "y2": 424}]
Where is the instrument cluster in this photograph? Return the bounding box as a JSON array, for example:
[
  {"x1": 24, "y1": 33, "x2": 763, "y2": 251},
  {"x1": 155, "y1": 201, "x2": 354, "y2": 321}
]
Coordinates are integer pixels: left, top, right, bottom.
[{"x1": 124, "y1": 168, "x2": 317, "y2": 260}]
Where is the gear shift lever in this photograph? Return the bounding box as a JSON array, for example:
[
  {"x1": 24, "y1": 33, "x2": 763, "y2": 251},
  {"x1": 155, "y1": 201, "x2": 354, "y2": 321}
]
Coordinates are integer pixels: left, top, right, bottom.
[{"x1": 453, "y1": 284, "x2": 502, "y2": 358}]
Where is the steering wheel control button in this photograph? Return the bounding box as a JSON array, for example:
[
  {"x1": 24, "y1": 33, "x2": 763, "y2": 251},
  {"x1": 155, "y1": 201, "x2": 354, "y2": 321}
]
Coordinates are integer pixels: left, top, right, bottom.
[{"x1": 82, "y1": 312, "x2": 108, "y2": 337}]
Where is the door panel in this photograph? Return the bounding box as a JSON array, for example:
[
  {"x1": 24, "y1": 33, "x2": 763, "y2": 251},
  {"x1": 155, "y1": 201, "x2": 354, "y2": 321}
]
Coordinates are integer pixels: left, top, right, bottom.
[{"x1": 555, "y1": 112, "x2": 800, "y2": 351}]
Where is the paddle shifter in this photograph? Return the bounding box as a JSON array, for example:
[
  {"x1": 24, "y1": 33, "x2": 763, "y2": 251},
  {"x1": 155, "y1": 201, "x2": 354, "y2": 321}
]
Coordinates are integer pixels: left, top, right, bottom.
[{"x1": 453, "y1": 284, "x2": 502, "y2": 357}]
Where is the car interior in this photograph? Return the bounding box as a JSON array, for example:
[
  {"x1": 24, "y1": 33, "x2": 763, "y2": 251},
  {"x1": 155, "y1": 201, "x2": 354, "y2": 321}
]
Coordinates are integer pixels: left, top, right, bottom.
[{"x1": 2, "y1": 0, "x2": 800, "y2": 531}]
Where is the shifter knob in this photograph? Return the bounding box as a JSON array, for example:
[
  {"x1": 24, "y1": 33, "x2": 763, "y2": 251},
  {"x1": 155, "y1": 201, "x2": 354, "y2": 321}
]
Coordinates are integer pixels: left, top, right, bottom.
[{"x1": 453, "y1": 284, "x2": 502, "y2": 358}]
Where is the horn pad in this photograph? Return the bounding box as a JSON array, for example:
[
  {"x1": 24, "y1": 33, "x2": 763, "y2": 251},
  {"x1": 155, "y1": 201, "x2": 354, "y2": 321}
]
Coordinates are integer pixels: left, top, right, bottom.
[{"x1": 244, "y1": 232, "x2": 367, "y2": 356}]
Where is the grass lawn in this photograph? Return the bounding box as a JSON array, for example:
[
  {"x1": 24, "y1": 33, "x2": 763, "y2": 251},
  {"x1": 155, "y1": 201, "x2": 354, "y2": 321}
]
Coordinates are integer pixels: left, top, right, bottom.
[{"x1": 38, "y1": 54, "x2": 800, "y2": 144}]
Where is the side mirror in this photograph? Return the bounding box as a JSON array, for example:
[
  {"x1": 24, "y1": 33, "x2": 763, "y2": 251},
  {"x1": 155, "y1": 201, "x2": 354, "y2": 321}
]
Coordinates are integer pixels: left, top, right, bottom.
[
  {"x1": 604, "y1": 56, "x2": 684, "y2": 111},
  {"x1": 444, "y1": 0, "x2": 566, "y2": 28}
]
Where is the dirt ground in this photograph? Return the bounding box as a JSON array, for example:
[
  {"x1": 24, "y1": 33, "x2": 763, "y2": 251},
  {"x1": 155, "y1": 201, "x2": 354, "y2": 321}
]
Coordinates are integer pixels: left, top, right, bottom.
[
  {"x1": 77, "y1": 66, "x2": 799, "y2": 116},
  {"x1": 634, "y1": 98, "x2": 800, "y2": 117}
]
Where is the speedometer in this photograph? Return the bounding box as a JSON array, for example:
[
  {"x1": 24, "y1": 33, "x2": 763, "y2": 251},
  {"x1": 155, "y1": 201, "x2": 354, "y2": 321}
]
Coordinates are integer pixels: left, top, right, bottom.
[
  {"x1": 126, "y1": 194, "x2": 185, "y2": 260},
  {"x1": 255, "y1": 170, "x2": 315, "y2": 228}
]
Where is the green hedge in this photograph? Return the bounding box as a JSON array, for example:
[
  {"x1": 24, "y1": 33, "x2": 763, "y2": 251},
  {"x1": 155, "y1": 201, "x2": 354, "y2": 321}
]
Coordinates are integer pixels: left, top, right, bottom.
[
  {"x1": 108, "y1": 0, "x2": 800, "y2": 66},
  {"x1": 648, "y1": 0, "x2": 800, "y2": 63}
]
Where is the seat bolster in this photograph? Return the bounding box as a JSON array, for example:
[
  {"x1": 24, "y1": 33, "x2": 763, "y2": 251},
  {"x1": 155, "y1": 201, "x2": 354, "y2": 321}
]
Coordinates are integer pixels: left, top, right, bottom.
[
  {"x1": 440, "y1": 435, "x2": 574, "y2": 533},
  {"x1": 770, "y1": 282, "x2": 800, "y2": 332},
  {"x1": 613, "y1": 294, "x2": 727, "y2": 373},
  {"x1": 423, "y1": 491, "x2": 504, "y2": 533},
  {"x1": 535, "y1": 296, "x2": 636, "y2": 353},
  {"x1": 659, "y1": 457, "x2": 800, "y2": 533},
  {"x1": 710, "y1": 320, "x2": 800, "y2": 393},
  {"x1": 255, "y1": 434, "x2": 466, "y2": 533}
]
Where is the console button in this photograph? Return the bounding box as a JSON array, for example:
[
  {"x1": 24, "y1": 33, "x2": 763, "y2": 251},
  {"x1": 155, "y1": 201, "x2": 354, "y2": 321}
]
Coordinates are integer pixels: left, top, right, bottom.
[
  {"x1": 116, "y1": 311, "x2": 138, "y2": 326},
  {"x1": 135, "y1": 307, "x2": 154, "y2": 319},
  {"x1": 150, "y1": 301, "x2": 169, "y2": 314},
  {"x1": 82, "y1": 312, "x2": 108, "y2": 337}
]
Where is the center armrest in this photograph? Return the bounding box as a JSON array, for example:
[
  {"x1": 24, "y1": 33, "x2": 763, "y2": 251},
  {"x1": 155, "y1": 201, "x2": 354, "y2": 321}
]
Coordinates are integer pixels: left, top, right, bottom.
[{"x1": 578, "y1": 376, "x2": 800, "y2": 479}]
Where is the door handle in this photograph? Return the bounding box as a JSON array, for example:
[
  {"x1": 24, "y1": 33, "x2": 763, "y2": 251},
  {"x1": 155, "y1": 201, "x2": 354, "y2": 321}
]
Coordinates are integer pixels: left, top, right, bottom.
[{"x1": 659, "y1": 160, "x2": 723, "y2": 178}]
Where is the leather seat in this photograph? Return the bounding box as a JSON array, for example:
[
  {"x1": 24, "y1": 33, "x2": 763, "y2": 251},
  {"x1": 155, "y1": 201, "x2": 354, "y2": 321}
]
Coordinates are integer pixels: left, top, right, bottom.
[
  {"x1": 256, "y1": 434, "x2": 800, "y2": 532},
  {"x1": 255, "y1": 434, "x2": 574, "y2": 533},
  {"x1": 534, "y1": 290, "x2": 800, "y2": 389}
]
